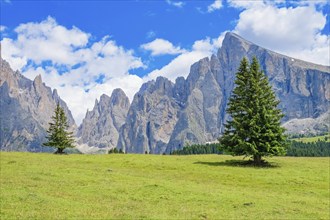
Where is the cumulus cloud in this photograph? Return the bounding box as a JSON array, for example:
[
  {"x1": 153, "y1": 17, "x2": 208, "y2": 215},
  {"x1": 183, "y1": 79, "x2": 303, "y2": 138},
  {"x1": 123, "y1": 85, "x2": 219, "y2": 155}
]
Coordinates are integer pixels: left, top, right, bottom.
[
  {"x1": 207, "y1": 0, "x2": 223, "y2": 12},
  {"x1": 141, "y1": 38, "x2": 186, "y2": 56},
  {"x1": 289, "y1": 0, "x2": 329, "y2": 7},
  {"x1": 166, "y1": 0, "x2": 185, "y2": 8},
  {"x1": 144, "y1": 34, "x2": 226, "y2": 82},
  {"x1": 227, "y1": 0, "x2": 264, "y2": 9},
  {"x1": 1, "y1": 17, "x2": 145, "y2": 125},
  {"x1": 10, "y1": 17, "x2": 89, "y2": 65},
  {"x1": 233, "y1": 2, "x2": 329, "y2": 65},
  {"x1": 0, "y1": 25, "x2": 7, "y2": 32}
]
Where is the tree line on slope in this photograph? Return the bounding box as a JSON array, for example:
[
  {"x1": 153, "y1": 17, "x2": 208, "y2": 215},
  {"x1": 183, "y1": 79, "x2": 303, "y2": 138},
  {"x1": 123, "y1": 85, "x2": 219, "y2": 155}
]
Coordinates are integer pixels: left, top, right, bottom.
[
  {"x1": 170, "y1": 143, "x2": 222, "y2": 155},
  {"x1": 286, "y1": 141, "x2": 330, "y2": 157},
  {"x1": 168, "y1": 140, "x2": 329, "y2": 157}
]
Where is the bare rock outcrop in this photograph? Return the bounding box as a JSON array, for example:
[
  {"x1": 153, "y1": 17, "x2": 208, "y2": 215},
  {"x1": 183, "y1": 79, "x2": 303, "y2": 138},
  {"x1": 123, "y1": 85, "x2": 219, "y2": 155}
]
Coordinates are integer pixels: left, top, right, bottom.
[
  {"x1": 117, "y1": 77, "x2": 180, "y2": 153},
  {"x1": 77, "y1": 88, "x2": 129, "y2": 149},
  {"x1": 0, "y1": 58, "x2": 76, "y2": 151}
]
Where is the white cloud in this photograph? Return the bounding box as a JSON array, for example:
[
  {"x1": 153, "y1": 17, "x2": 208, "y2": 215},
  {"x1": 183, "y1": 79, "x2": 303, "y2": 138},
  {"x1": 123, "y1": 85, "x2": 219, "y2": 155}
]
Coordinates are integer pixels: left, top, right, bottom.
[
  {"x1": 208, "y1": 0, "x2": 223, "y2": 12},
  {"x1": 144, "y1": 34, "x2": 225, "y2": 82},
  {"x1": 2, "y1": 17, "x2": 90, "y2": 67},
  {"x1": 0, "y1": 25, "x2": 7, "y2": 32},
  {"x1": 289, "y1": 0, "x2": 329, "y2": 7},
  {"x1": 228, "y1": 0, "x2": 328, "y2": 9},
  {"x1": 1, "y1": 17, "x2": 145, "y2": 125},
  {"x1": 227, "y1": 0, "x2": 264, "y2": 9},
  {"x1": 141, "y1": 38, "x2": 186, "y2": 56},
  {"x1": 166, "y1": 0, "x2": 185, "y2": 8},
  {"x1": 144, "y1": 50, "x2": 209, "y2": 82},
  {"x1": 234, "y1": 3, "x2": 329, "y2": 65}
]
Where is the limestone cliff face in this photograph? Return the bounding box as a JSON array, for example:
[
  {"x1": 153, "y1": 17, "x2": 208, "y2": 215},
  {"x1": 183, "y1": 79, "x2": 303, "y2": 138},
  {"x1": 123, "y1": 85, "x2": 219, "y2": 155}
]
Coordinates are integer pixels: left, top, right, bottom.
[
  {"x1": 0, "y1": 58, "x2": 76, "y2": 151},
  {"x1": 117, "y1": 32, "x2": 329, "y2": 153},
  {"x1": 166, "y1": 33, "x2": 329, "y2": 152},
  {"x1": 117, "y1": 77, "x2": 180, "y2": 153},
  {"x1": 77, "y1": 89, "x2": 129, "y2": 149},
  {"x1": 217, "y1": 33, "x2": 330, "y2": 121},
  {"x1": 166, "y1": 57, "x2": 224, "y2": 152}
]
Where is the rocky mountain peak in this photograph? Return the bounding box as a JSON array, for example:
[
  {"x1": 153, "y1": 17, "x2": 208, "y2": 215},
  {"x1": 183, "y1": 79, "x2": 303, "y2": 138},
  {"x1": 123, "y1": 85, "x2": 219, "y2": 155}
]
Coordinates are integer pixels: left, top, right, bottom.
[
  {"x1": 77, "y1": 88, "x2": 130, "y2": 150},
  {"x1": 186, "y1": 57, "x2": 210, "y2": 91},
  {"x1": 99, "y1": 94, "x2": 111, "y2": 104},
  {"x1": 218, "y1": 32, "x2": 252, "y2": 57},
  {"x1": 33, "y1": 74, "x2": 43, "y2": 84},
  {"x1": 0, "y1": 58, "x2": 12, "y2": 74},
  {"x1": 93, "y1": 99, "x2": 99, "y2": 108},
  {"x1": 110, "y1": 88, "x2": 129, "y2": 106},
  {"x1": 0, "y1": 59, "x2": 76, "y2": 152},
  {"x1": 111, "y1": 88, "x2": 125, "y2": 97},
  {"x1": 155, "y1": 76, "x2": 174, "y2": 96},
  {"x1": 52, "y1": 89, "x2": 59, "y2": 99}
]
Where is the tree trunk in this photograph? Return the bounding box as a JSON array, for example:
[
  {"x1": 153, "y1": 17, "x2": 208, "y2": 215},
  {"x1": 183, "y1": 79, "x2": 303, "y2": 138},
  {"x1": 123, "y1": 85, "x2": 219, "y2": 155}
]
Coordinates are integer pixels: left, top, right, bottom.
[
  {"x1": 253, "y1": 155, "x2": 262, "y2": 165},
  {"x1": 56, "y1": 148, "x2": 64, "y2": 154}
]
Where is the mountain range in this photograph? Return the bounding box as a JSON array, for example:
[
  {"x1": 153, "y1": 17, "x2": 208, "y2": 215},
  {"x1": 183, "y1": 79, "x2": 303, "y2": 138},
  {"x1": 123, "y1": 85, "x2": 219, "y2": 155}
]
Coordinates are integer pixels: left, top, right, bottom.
[
  {"x1": 1, "y1": 32, "x2": 329, "y2": 153},
  {"x1": 0, "y1": 59, "x2": 76, "y2": 151}
]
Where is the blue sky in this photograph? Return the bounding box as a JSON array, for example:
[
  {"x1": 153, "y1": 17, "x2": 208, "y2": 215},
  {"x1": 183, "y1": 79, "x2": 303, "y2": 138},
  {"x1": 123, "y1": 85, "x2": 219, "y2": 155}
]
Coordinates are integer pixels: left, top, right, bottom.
[{"x1": 1, "y1": 0, "x2": 329, "y2": 124}]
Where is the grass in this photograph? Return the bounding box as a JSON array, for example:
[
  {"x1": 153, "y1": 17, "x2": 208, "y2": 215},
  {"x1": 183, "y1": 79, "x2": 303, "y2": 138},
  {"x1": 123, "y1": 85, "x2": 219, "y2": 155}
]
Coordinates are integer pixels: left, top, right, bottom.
[
  {"x1": 291, "y1": 134, "x2": 330, "y2": 143},
  {"x1": 1, "y1": 153, "x2": 329, "y2": 219}
]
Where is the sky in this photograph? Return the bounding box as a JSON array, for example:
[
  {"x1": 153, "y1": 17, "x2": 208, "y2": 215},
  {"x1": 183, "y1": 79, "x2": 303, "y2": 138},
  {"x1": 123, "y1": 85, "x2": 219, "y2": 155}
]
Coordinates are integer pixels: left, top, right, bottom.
[{"x1": 1, "y1": 0, "x2": 329, "y2": 125}]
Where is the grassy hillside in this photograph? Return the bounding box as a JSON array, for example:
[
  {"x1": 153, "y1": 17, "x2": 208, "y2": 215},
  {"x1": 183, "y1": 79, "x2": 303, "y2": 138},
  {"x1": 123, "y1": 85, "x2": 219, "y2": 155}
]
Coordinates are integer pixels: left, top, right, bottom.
[
  {"x1": 291, "y1": 134, "x2": 329, "y2": 143},
  {"x1": 1, "y1": 153, "x2": 329, "y2": 219}
]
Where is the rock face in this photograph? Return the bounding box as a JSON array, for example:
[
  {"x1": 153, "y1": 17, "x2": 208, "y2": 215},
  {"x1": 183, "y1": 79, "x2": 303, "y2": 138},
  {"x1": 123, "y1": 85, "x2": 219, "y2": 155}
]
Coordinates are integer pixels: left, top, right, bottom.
[
  {"x1": 77, "y1": 89, "x2": 129, "y2": 149},
  {"x1": 117, "y1": 77, "x2": 180, "y2": 154},
  {"x1": 166, "y1": 56, "x2": 225, "y2": 151},
  {"x1": 117, "y1": 32, "x2": 330, "y2": 154},
  {"x1": 0, "y1": 58, "x2": 76, "y2": 151},
  {"x1": 283, "y1": 110, "x2": 330, "y2": 135}
]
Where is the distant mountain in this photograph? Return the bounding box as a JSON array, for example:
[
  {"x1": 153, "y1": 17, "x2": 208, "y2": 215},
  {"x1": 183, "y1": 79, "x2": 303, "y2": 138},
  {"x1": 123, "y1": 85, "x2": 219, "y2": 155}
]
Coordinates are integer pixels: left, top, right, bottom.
[
  {"x1": 2, "y1": 32, "x2": 329, "y2": 153},
  {"x1": 117, "y1": 77, "x2": 181, "y2": 154},
  {"x1": 77, "y1": 89, "x2": 129, "y2": 150},
  {"x1": 115, "y1": 32, "x2": 329, "y2": 154},
  {"x1": 0, "y1": 57, "x2": 76, "y2": 152}
]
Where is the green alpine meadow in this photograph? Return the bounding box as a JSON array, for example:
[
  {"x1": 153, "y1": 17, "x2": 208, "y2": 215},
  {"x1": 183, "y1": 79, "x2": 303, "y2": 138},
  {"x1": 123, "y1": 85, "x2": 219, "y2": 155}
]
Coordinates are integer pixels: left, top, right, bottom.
[
  {"x1": 2, "y1": 1, "x2": 330, "y2": 219},
  {"x1": 1, "y1": 152, "x2": 329, "y2": 219}
]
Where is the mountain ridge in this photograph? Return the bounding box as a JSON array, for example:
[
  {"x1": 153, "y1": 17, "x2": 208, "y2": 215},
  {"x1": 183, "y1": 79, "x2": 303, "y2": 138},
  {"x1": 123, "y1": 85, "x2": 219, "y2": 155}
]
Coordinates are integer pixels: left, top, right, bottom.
[
  {"x1": 1, "y1": 32, "x2": 329, "y2": 153},
  {"x1": 227, "y1": 33, "x2": 330, "y2": 71},
  {"x1": 115, "y1": 32, "x2": 330, "y2": 153},
  {"x1": 0, "y1": 57, "x2": 76, "y2": 151},
  {"x1": 77, "y1": 88, "x2": 129, "y2": 150}
]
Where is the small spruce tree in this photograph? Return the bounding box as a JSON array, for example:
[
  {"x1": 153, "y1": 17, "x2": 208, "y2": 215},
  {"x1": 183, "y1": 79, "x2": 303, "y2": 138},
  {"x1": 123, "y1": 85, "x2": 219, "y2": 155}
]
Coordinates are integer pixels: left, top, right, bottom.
[
  {"x1": 219, "y1": 57, "x2": 286, "y2": 165},
  {"x1": 43, "y1": 102, "x2": 75, "y2": 154}
]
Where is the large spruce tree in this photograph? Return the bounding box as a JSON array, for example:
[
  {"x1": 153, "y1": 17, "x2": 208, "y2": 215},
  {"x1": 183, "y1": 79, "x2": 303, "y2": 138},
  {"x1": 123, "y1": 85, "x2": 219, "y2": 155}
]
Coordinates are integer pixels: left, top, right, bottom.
[
  {"x1": 219, "y1": 57, "x2": 286, "y2": 165},
  {"x1": 43, "y1": 103, "x2": 75, "y2": 154}
]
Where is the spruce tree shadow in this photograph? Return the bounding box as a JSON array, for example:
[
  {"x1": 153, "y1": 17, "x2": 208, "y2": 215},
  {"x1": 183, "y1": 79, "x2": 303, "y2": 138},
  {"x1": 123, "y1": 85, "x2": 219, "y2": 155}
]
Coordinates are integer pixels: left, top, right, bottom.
[{"x1": 194, "y1": 159, "x2": 280, "y2": 168}]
